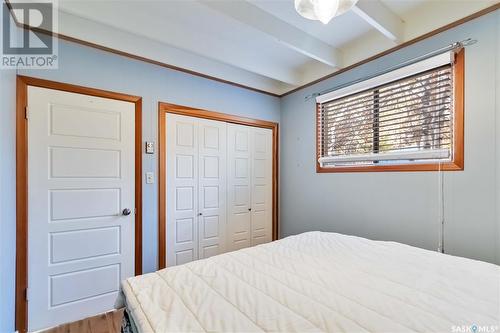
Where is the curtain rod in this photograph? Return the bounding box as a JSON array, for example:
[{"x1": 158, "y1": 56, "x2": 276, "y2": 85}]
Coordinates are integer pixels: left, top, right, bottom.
[{"x1": 305, "y1": 38, "x2": 477, "y2": 101}]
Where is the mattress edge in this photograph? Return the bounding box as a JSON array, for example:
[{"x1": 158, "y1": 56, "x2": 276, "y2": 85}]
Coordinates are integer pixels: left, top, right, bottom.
[{"x1": 122, "y1": 278, "x2": 155, "y2": 333}]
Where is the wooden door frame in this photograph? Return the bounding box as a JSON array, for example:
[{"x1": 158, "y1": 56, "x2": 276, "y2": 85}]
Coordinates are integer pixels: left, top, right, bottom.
[
  {"x1": 157, "y1": 102, "x2": 279, "y2": 269},
  {"x1": 15, "y1": 75, "x2": 143, "y2": 333}
]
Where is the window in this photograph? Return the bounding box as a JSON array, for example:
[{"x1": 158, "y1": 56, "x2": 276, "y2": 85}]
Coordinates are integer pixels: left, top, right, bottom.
[{"x1": 316, "y1": 49, "x2": 464, "y2": 172}]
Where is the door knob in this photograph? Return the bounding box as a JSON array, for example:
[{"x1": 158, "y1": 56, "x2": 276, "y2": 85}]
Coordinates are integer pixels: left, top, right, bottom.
[
  {"x1": 122, "y1": 208, "x2": 132, "y2": 216},
  {"x1": 248, "y1": 208, "x2": 252, "y2": 211},
  {"x1": 198, "y1": 213, "x2": 203, "y2": 216}
]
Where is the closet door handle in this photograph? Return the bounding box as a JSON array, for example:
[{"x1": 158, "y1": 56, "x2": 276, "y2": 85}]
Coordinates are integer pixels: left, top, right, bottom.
[
  {"x1": 248, "y1": 208, "x2": 252, "y2": 211},
  {"x1": 198, "y1": 213, "x2": 203, "y2": 216}
]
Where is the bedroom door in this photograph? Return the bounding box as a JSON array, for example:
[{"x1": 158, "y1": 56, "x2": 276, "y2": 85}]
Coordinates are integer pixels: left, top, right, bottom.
[
  {"x1": 27, "y1": 86, "x2": 136, "y2": 331},
  {"x1": 166, "y1": 114, "x2": 227, "y2": 266}
]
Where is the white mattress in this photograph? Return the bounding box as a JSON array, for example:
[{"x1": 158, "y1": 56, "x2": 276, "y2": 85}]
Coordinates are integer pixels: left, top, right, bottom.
[{"x1": 122, "y1": 232, "x2": 500, "y2": 332}]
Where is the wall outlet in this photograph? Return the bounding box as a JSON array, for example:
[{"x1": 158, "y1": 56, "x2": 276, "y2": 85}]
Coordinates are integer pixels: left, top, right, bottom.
[{"x1": 146, "y1": 172, "x2": 154, "y2": 184}]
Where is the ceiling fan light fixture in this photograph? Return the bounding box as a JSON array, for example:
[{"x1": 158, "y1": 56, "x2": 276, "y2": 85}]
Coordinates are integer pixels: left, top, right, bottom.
[
  {"x1": 294, "y1": 0, "x2": 359, "y2": 24},
  {"x1": 314, "y1": 0, "x2": 339, "y2": 24}
]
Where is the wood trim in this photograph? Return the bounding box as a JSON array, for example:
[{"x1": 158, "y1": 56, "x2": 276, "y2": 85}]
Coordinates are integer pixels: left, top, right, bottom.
[
  {"x1": 316, "y1": 162, "x2": 463, "y2": 173},
  {"x1": 157, "y1": 108, "x2": 167, "y2": 269},
  {"x1": 5, "y1": 1, "x2": 497, "y2": 98},
  {"x1": 272, "y1": 123, "x2": 280, "y2": 241},
  {"x1": 15, "y1": 75, "x2": 28, "y2": 333},
  {"x1": 15, "y1": 76, "x2": 143, "y2": 333},
  {"x1": 159, "y1": 103, "x2": 278, "y2": 129},
  {"x1": 282, "y1": 3, "x2": 500, "y2": 97},
  {"x1": 53, "y1": 33, "x2": 279, "y2": 98},
  {"x1": 157, "y1": 102, "x2": 279, "y2": 269},
  {"x1": 134, "y1": 99, "x2": 143, "y2": 275},
  {"x1": 315, "y1": 48, "x2": 465, "y2": 173},
  {"x1": 15, "y1": 76, "x2": 141, "y2": 102},
  {"x1": 453, "y1": 48, "x2": 465, "y2": 170}
]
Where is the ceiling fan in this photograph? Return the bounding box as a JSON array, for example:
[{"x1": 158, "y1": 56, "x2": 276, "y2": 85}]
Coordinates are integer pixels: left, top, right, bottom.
[{"x1": 295, "y1": 0, "x2": 359, "y2": 24}]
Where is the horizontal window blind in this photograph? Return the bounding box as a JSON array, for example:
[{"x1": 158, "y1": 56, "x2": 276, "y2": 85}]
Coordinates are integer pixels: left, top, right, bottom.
[{"x1": 317, "y1": 52, "x2": 455, "y2": 167}]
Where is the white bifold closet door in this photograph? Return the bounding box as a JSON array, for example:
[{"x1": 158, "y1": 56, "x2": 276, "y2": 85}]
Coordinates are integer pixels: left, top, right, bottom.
[
  {"x1": 166, "y1": 114, "x2": 272, "y2": 266},
  {"x1": 166, "y1": 114, "x2": 227, "y2": 266},
  {"x1": 227, "y1": 124, "x2": 273, "y2": 251}
]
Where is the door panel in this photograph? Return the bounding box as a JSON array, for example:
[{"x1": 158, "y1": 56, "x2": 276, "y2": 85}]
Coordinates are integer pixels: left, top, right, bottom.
[
  {"x1": 227, "y1": 124, "x2": 252, "y2": 251},
  {"x1": 49, "y1": 147, "x2": 121, "y2": 178},
  {"x1": 50, "y1": 264, "x2": 120, "y2": 306},
  {"x1": 227, "y1": 125, "x2": 273, "y2": 250},
  {"x1": 166, "y1": 114, "x2": 199, "y2": 266},
  {"x1": 251, "y1": 128, "x2": 273, "y2": 246},
  {"x1": 50, "y1": 188, "x2": 120, "y2": 220},
  {"x1": 198, "y1": 118, "x2": 227, "y2": 259},
  {"x1": 50, "y1": 227, "x2": 120, "y2": 263},
  {"x1": 166, "y1": 115, "x2": 227, "y2": 264},
  {"x1": 27, "y1": 86, "x2": 135, "y2": 331},
  {"x1": 49, "y1": 104, "x2": 121, "y2": 140}
]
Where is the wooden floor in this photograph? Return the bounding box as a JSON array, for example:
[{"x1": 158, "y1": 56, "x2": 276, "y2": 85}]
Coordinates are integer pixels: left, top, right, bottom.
[{"x1": 40, "y1": 309, "x2": 124, "y2": 333}]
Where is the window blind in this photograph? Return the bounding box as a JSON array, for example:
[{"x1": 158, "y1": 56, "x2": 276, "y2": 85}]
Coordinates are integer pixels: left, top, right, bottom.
[{"x1": 317, "y1": 52, "x2": 455, "y2": 167}]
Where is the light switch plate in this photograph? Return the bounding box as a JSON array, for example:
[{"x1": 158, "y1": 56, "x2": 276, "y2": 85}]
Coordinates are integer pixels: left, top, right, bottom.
[
  {"x1": 146, "y1": 172, "x2": 154, "y2": 184},
  {"x1": 145, "y1": 141, "x2": 154, "y2": 154}
]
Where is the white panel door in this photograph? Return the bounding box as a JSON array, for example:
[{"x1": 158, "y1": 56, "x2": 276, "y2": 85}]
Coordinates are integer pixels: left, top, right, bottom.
[
  {"x1": 226, "y1": 124, "x2": 252, "y2": 251},
  {"x1": 166, "y1": 114, "x2": 199, "y2": 266},
  {"x1": 250, "y1": 127, "x2": 273, "y2": 246},
  {"x1": 27, "y1": 87, "x2": 135, "y2": 331},
  {"x1": 197, "y1": 118, "x2": 227, "y2": 259}
]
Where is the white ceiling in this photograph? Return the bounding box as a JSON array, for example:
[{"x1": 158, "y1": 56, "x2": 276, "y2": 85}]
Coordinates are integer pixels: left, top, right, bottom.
[{"x1": 10, "y1": 0, "x2": 500, "y2": 95}]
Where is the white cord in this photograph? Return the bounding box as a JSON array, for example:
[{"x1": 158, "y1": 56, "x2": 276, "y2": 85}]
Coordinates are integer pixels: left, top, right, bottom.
[{"x1": 437, "y1": 162, "x2": 445, "y2": 254}]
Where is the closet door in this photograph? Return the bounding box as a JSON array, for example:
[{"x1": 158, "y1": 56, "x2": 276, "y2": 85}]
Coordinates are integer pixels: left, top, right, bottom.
[
  {"x1": 250, "y1": 128, "x2": 273, "y2": 246},
  {"x1": 197, "y1": 118, "x2": 227, "y2": 259},
  {"x1": 226, "y1": 124, "x2": 252, "y2": 251},
  {"x1": 166, "y1": 114, "x2": 199, "y2": 266}
]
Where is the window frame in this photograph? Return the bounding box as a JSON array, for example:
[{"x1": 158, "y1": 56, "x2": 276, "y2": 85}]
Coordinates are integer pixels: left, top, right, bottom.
[{"x1": 316, "y1": 48, "x2": 464, "y2": 173}]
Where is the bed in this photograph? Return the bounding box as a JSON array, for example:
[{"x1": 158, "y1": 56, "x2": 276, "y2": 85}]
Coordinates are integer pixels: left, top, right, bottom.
[{"x1": 122, "y1": 231, "x2": 500, "y2": 332}]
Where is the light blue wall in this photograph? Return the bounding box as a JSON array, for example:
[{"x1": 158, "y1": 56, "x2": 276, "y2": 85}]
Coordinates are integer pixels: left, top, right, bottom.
[
  {"x1": 280, "y1": 10, "x2": 500, "y2": 265},
  {"x1": 0, "y1": 12, "x2": 20, "y2": 333},
  {"x1": 19, "y1": 39, "x2": 280, "y2": 273},
  {"x1": 0, "y1": 29, "x2": 280, "y2": 333},
  {"x1": 0, "y1": 69, "x2": 17, "y2": 333}
]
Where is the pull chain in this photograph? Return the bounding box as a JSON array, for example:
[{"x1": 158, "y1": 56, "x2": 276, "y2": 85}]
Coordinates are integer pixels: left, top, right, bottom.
[{"x1": 437, "y1": 162, "x2": 445, "y2": 254}]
